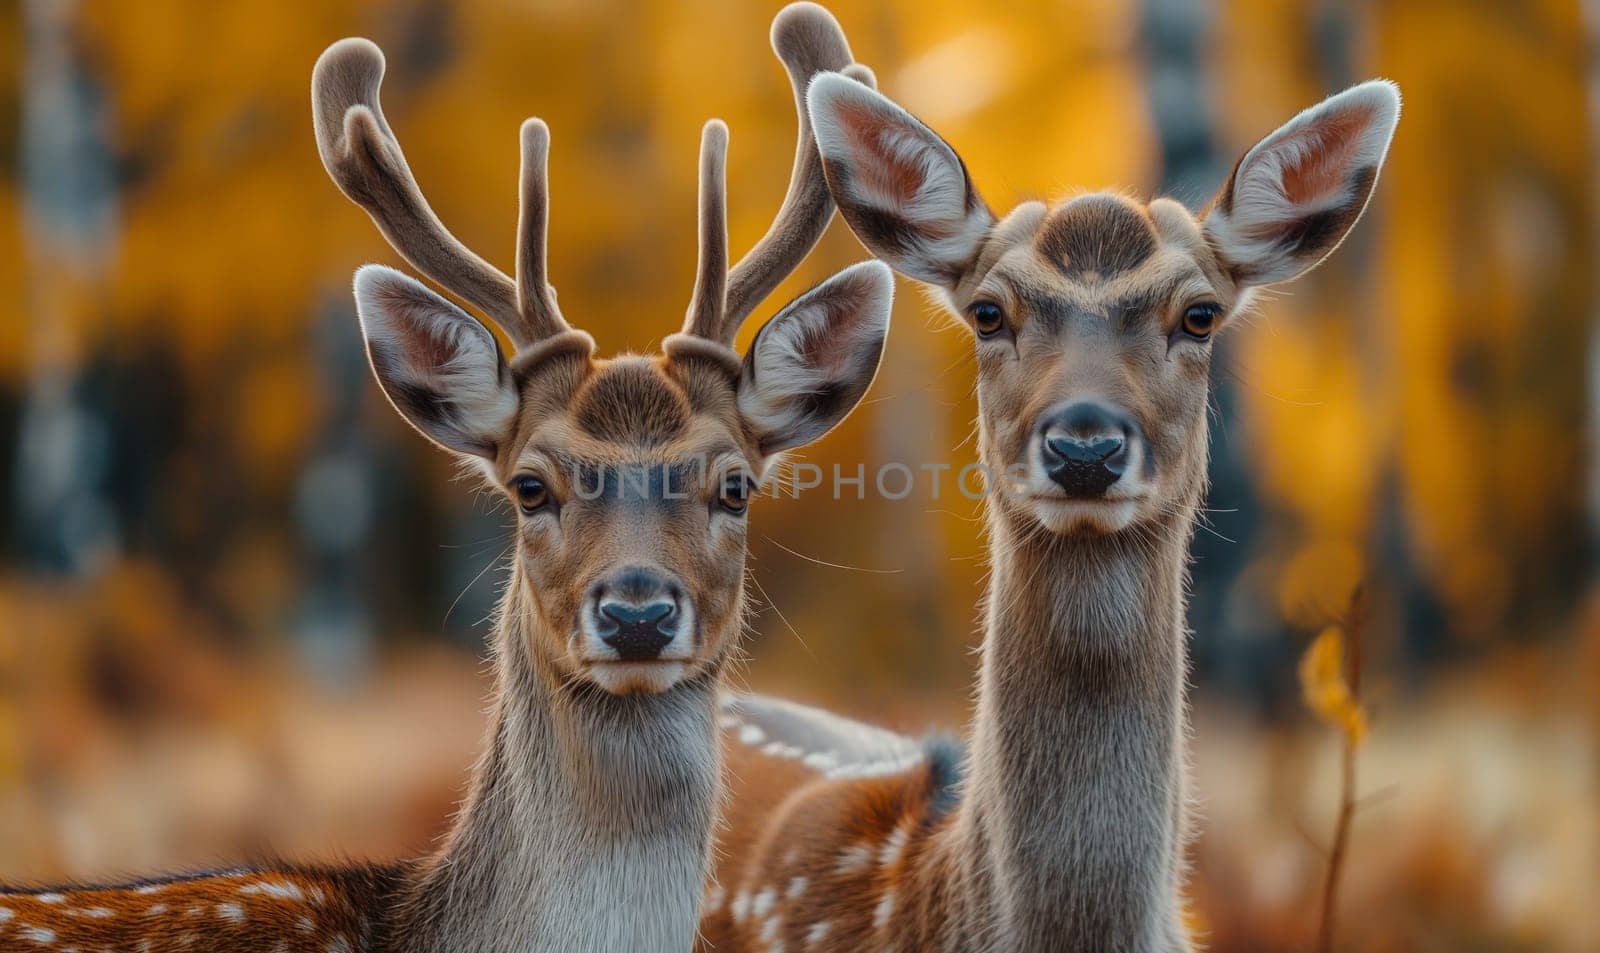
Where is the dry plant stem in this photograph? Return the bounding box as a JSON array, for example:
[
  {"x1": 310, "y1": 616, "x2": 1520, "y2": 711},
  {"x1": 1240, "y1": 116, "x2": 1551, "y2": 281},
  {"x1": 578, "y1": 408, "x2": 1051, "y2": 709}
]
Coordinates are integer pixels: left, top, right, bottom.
[
  {"x1": 1317, "y1": 726, "x2": 1357, "y2": 953},
  {"x1": 1316, "y1": 590, "x2": 1366, "y2": 953}
]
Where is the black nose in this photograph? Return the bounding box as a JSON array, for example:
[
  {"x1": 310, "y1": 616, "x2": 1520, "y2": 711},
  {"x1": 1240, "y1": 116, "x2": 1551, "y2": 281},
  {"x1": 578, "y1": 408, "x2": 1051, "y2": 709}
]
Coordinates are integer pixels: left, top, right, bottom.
[
  {"x1": 593, "y1": 568, "x2": 679, "y2": 661},
  {"x1": 1039, "y1": 401, "x2": 1132, "y2": 498}
]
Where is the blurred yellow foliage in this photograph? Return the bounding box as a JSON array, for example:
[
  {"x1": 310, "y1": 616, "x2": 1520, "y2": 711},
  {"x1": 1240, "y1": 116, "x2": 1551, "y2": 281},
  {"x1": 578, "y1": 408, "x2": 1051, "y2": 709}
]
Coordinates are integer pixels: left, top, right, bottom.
[{"x1": 1299, "y1": 625, "x2": 1367, "y2": 747}]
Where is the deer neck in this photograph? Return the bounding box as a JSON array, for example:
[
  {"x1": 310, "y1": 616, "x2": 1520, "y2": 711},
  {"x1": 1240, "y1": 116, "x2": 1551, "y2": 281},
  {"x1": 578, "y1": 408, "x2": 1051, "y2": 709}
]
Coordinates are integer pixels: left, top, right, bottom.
[
  {"x1": 952, "y1": 504, "x2": 1193, "y2": 950},
  {"x1": 393, "y1": 572, "x2": 723, "y2": 953}
]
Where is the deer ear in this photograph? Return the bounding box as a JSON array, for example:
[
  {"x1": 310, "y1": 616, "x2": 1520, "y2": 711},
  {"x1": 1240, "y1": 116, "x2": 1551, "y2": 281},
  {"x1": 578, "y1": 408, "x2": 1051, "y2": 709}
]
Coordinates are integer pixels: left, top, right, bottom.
[
  {"x1": 1203, "y1": 80, "x2": 1400, "y2": 287},
  {"x1": 354, "y1": 265, "x2": 519, "y2": 460},
  {"x1": 808, "y1": 73, "x2": 993, "y2": 289},
  {"x1": 738, "y1": 261, "x2": 893, "y2": 457}
]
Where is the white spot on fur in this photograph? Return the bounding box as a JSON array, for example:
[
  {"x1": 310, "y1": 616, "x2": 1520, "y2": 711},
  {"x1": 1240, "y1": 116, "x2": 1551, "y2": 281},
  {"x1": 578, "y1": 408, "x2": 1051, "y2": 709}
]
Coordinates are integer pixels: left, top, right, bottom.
[
  {"x1": 144, "y1": 904, "x2": 167, "y2": 916},
  {"x1": 737, "y1": 723, "x2": 766, "y2": 746},
  {"x1": 801, "y1": 751, "x2": 838, "y2": 771},
  {"x1": 805, "y1": 921, "x2": 832, "y2": 945},
  {"x1": 309, "y1": 886, "x2": 326, "y2": 906},
  {"x1": 836, "y1": 843, "x2": 874, "y2": 873},
  {"x1": 133, "y1": 884, "x2": 164, "y2": 895},
  {"x1": 72, "y1": 907, "x2": 114, "y2": 918},
  {"x1": 752, "y1": 887, "x2": 777, "y2": 918},
  {"x1": 730, "y1": 891, "x2": 751, "y2": 922},
  {"x1": 297, "y1": 915, "x2": 316, "y2": 933},
  {"x1": 35, "y1": 894, "x2": 63, "y2": 904},
  {"x1": 761, "y1": 741, "x2": 805, "y2": 760},
  {"x1": 786, "y1": 876, "x2": 808, "y2": 900},
  {"x1": 186, "y1": 905, "x2": 203, "y2": 917},
  {"x1": 703, "y1": 883, "x2": 725, "y2": 915},
  {"x1": 760, "y1": 915, "x2": 782, "y2": 944},
  {"x1": 826, "y1": 749, "x2": 923, "y2": 780},
  {"x1": 873, "y1": 890, "x2": 896, "y2": 929},
  {"x1": 0, "y1": 907, "x2": 12, "y2": 922},
  {"x1": 216, "y1": 902, "x2": 246, "y2": 923},
  {"x1": 241, "y1": 880, "x2": 305, "y2": 902},
  {"x1": 20, "y1": 926, "x2": 56, "y2": 944},
  {"x1": 878, "y1": 827, "x2": 908, "y2": 868}
]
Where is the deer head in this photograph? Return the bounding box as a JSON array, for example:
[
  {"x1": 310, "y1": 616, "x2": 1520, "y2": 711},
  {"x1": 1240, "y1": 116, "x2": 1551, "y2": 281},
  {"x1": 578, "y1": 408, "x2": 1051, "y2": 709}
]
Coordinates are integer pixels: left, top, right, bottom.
[
  {"x1": 312, "y1": 6, "x2": 890, "y2": 696},
  {"x1": 808, "y1": 75, "x2": 1399, "y2": 537}
]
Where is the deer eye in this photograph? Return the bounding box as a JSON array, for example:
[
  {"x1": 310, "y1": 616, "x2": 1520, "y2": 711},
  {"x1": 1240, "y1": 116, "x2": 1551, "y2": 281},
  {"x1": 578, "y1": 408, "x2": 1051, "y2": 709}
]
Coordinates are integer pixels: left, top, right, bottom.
[
  {"x1": 512, "y1": 475, "x2": 551, "y2": 514},
  {"x1": 717, "y1": 474, "x2": 755, "y2": 516},
  {"x1": 970, "y1": 301, "x2": 1007, "y2": 338},
  {"x1": 1180, "y1": 303, "x2": 1222, "y2": 339}
]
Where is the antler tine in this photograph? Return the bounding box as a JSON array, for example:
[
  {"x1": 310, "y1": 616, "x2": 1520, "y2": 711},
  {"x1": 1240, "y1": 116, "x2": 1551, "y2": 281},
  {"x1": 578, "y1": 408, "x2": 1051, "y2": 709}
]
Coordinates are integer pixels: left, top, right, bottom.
[
  {"x1": 516, "y1": 118, "x2": 568, "y2": 338},
  {"x1": 716, "y1": 2, "x2": 874, "y2": 343},
  {"x1": 311, "y1": 38, "x2": 539, "y2": 348},
  {"x1": 685, "y1": 121, "x2": 731, "y2": 339}
]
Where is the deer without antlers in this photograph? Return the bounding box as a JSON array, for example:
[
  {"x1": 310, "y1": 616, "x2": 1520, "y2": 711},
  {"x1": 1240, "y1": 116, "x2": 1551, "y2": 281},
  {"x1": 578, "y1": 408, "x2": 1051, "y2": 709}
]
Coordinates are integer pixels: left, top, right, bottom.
[
  {"x1": 700, "y1": 76, "x2": 1400, "y2": 951},
  {"x1": 0, "y1": 6, "x2": 890, "y2": 952}
]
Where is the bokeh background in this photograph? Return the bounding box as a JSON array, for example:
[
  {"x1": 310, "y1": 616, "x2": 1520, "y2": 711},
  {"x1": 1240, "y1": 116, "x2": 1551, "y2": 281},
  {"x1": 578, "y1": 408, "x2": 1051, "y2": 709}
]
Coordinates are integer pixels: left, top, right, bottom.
[{"x1": 2, "y1": 0, "x2": 1596, "y2": 949}]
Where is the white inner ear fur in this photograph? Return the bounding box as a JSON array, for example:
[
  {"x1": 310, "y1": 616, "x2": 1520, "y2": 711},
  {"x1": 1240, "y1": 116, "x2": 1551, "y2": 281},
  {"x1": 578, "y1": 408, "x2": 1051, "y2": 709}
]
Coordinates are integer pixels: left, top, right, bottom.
[
  {"x1": 354, "y1": 264, "x2": 519, "y2": 463},
  {"x1": 808, "y1": 73, "x2": 993, "y2": 286},
  {"x1": 1204, "y1": 79, "x2": 1400, "y2": 286},
  {"x1": 738, "y1": 260, "x2": 893, "y2": 457}
]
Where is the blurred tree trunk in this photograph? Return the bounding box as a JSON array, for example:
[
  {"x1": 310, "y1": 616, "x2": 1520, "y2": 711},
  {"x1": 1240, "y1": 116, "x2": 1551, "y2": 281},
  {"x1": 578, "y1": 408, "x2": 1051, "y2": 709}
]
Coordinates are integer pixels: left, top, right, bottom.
[
  {"x1": 1585, "y1": 0, "x2": 1600, "y2": 552},
  {"x1": 1584, "y1": 3, "x2": 1600, "y2": 948},
  {"x1": 14, "y1": 0, "x2": 118, "y2": 577},
  {"x1": 1142, "y1": 0, "x2": 1276, "y2": 700},
  {"x1": 291, "y1": 294, "x2": 379, "y2": 684}
]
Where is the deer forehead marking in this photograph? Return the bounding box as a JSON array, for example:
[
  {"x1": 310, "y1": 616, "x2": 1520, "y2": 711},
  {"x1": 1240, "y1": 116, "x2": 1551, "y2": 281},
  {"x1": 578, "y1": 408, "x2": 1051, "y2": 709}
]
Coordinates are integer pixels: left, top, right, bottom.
[
  {"x1": 1035, "y1": 193, "x2": 1158, "y2": 282},
  {"x1": 570, "y1": 360, "x2": 693, "y2": 446}
]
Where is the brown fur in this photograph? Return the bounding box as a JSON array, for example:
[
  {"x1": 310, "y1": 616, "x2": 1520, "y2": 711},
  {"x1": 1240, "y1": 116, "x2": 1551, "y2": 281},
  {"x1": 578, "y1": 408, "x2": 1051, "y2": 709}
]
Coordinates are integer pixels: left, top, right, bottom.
[{"x1": 0, "y1": 867, "x2": 405, "y2": 952}]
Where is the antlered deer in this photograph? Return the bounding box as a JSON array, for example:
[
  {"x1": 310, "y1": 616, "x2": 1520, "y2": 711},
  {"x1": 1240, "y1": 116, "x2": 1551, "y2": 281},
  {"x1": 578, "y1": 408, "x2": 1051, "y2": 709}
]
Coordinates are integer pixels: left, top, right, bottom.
[
  {"x1": 0, "y1": 6, "x2": 888, "y2": 952},
  {"x1": 700, "y1": 76, "x2": 1400, "y2": 951}
]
